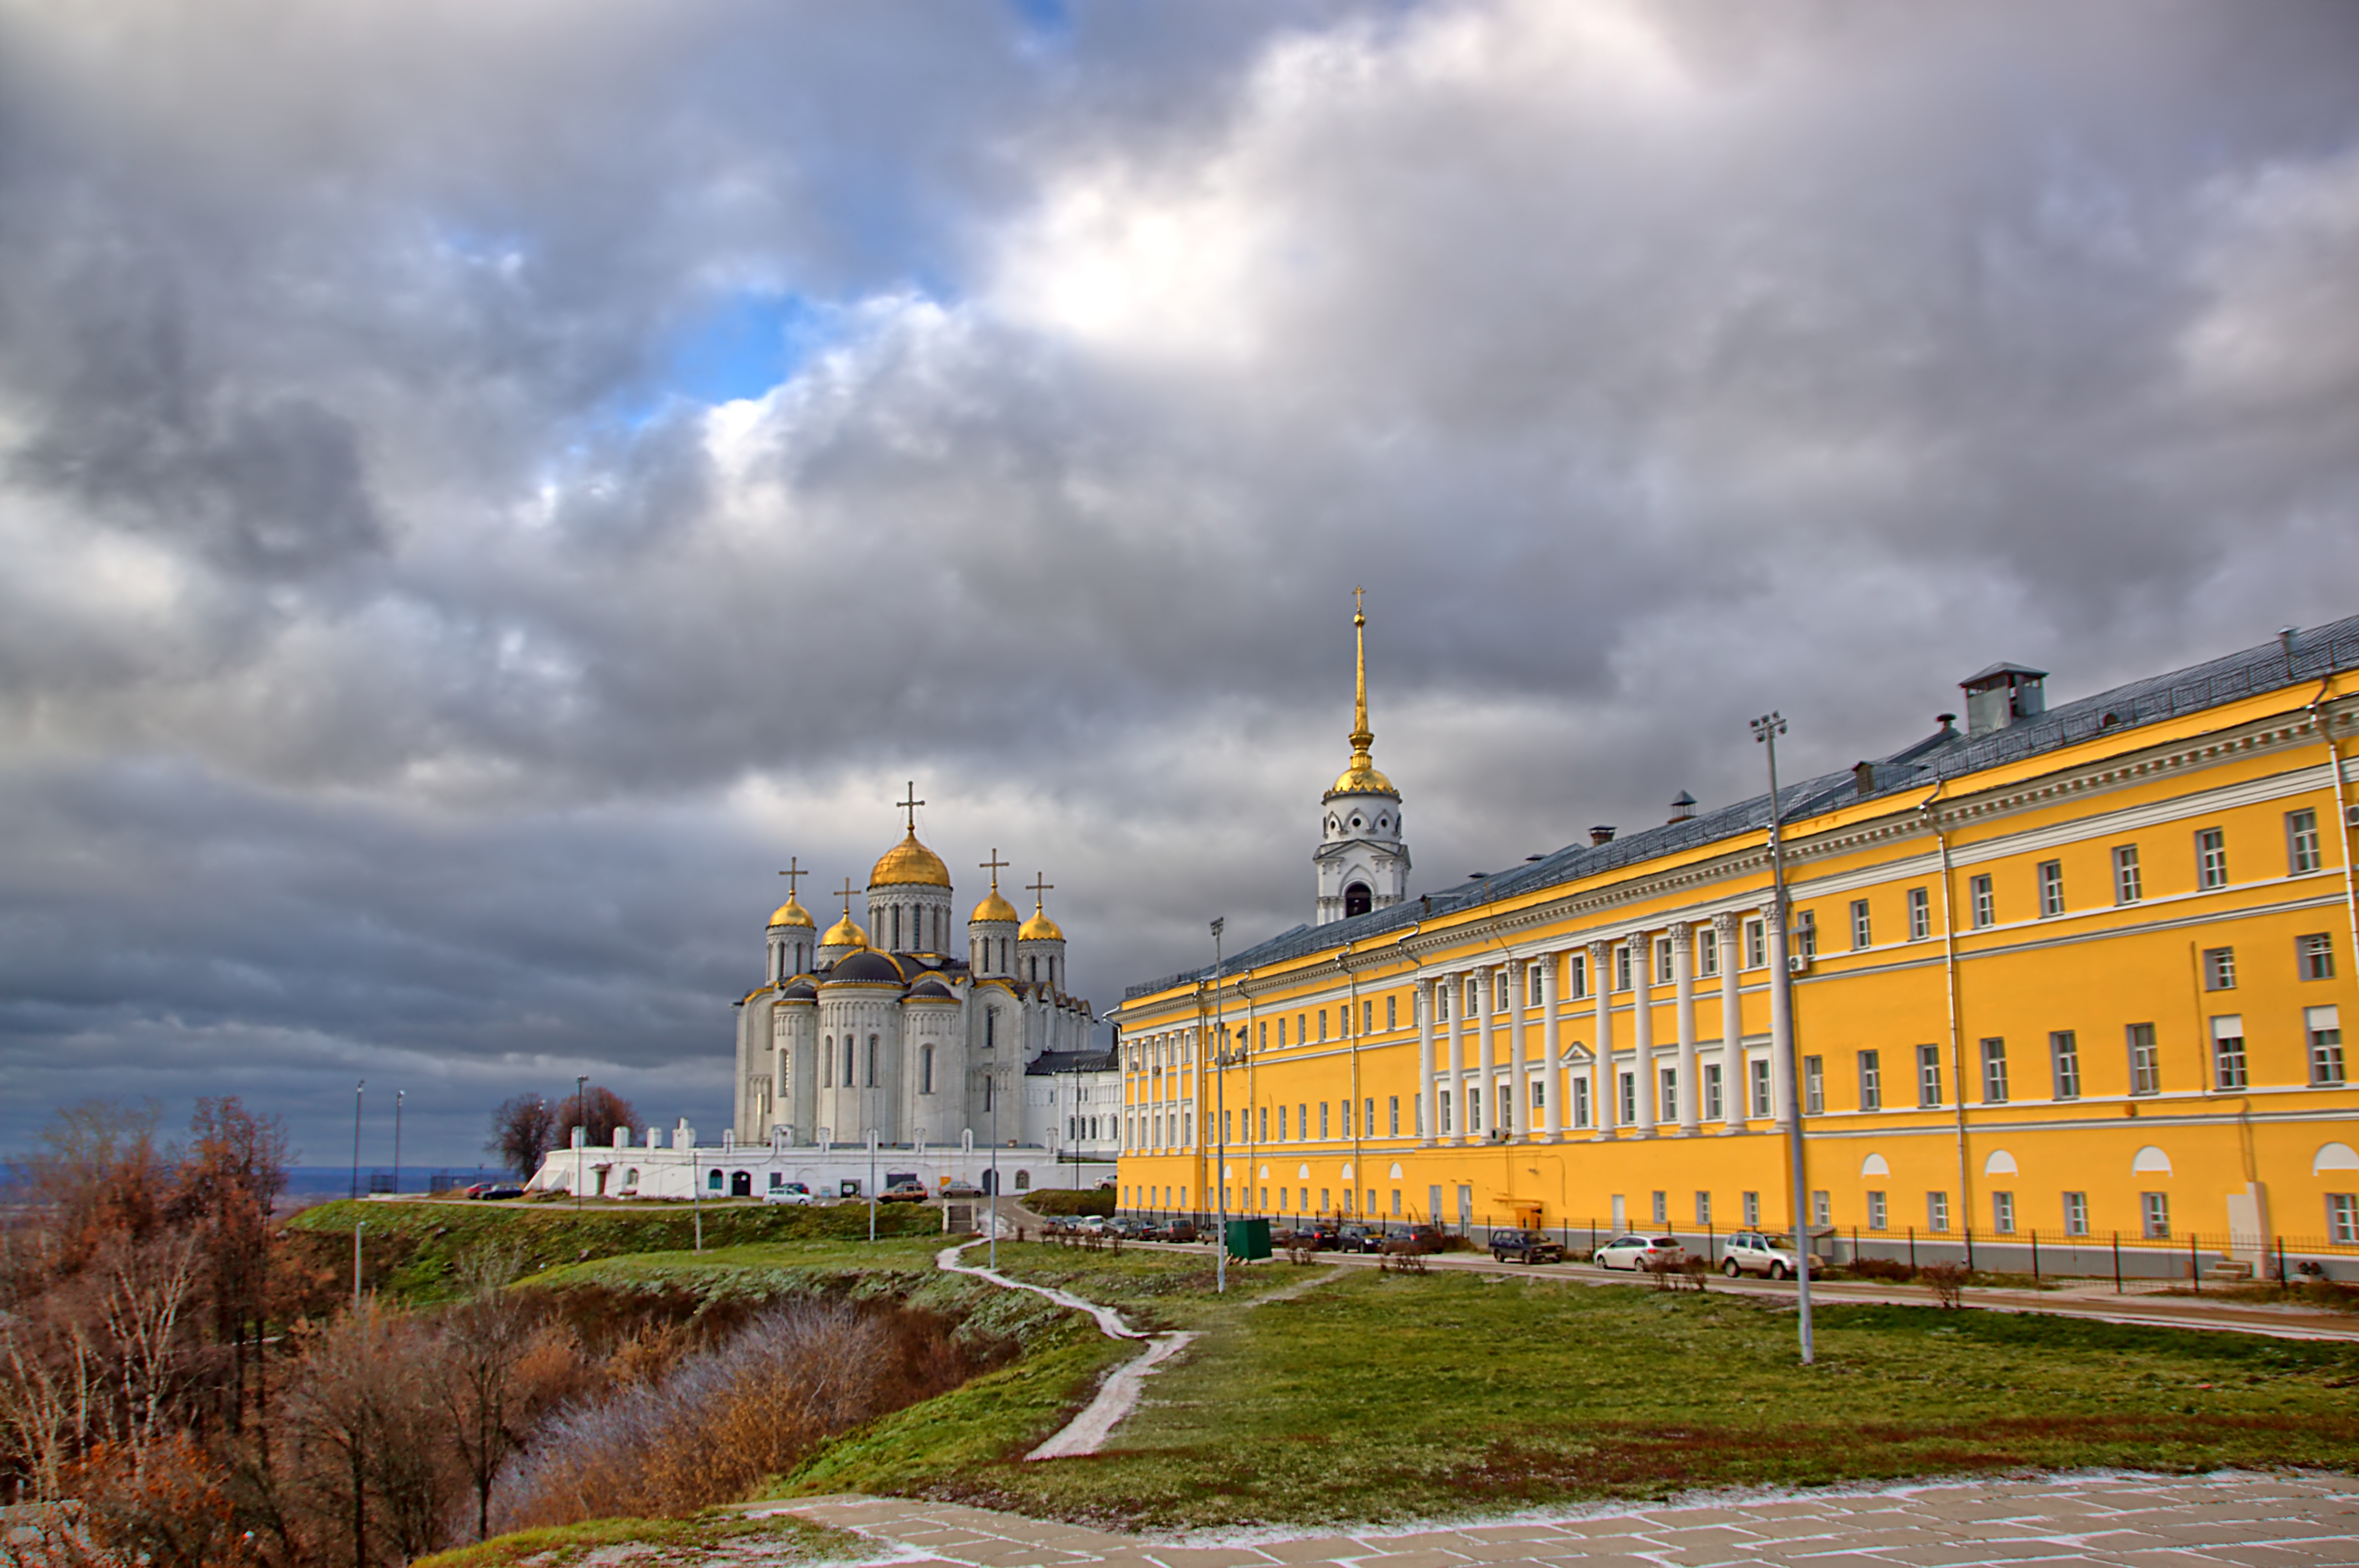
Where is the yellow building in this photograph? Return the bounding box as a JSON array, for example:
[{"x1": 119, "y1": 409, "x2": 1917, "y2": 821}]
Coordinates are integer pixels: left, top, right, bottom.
[{"x1": 1113, "y1": 615, "x2": 2359, "y2": 1275}]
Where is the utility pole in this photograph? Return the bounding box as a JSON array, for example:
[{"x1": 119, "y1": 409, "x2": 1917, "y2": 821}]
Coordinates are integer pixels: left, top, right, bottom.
[
  {"x1": 575, "y1": 1075, "x2": 587, "y2": 1211},
  {"x1": 392, "y1": 1089, "x2": 403, "y2": 1199},
  {"x1": 1211, "y1": 917, "x2": 1228, "y2": 1294},
  {"x1": 350, "y1": 1081, "x2": 364, "y2": 1201},
  {"x1": 1752, "y1": 710, "x2": 1814, "y2": 1366}
]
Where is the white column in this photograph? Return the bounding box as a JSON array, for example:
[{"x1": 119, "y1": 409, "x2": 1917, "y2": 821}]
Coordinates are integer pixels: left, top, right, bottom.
[
  {"x1": 1508, "y1": 958, "x2": 1529, "y2": 1142},
  {"x1": 1671, "y1": 919, "x2": 1699, "y2": 1136},
  {"x1": 1588, "y1": 940, "x2": 1615, "y2": 1138},
  {"x1": 1715, "y1": 912, "x2": 1744, "y2": 1132},
  {"x1": 1446, "y1": 973, "x2": 1466, "y2": 1143},
  {"x1": 1474, "y1": 968, "x2": 1493, "y2": 1139},
  {"x1": 1627, "y1": 931, "x2": 1655, "y2": 1137},
  {"x1": 1765, "y1": 899, "x2": 1794, "y2": 1131},
  {"x1": 1539, "y1": 953, "x2": 1560, "y2": 1140},
  {"x1": 1416, "y1": 977, "x2": 1436, "y2": 1146}
]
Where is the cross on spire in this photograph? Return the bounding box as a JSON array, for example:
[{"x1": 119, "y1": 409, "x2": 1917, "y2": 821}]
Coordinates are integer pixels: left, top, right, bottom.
[
  {"x1": 834, "y1": 877, "x2": 859, "y2": 916},
  {"x1": 897, "y1": 781, "x2": 925, "y2": 833},
  {"x1": 979, "y1": 847, "x2": 1010, "y2": 890},
  {"x1": 777, "y1": 857, "x2": 806, "y2": 897},
  {"x1": 1027, "y1": 872, "x2": 1055, "y2": 910}
]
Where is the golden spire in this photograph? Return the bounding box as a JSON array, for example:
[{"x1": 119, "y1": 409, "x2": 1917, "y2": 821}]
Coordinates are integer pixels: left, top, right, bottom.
[{"x1": 1327, "y1": 586, "x2": 1396, "y2": 800}]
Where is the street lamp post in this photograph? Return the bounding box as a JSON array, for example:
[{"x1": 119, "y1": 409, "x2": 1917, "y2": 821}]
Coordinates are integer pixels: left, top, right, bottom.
[
  {"x1": 1211, "y1": 917, "x2": 1228, "y2": 1294},
  {"x1": 393, "y1": 1089, "x2": 403, "y2": 1199},
  {"x1": 989, "y1": 1055, "x2": 1002, "y2": 1270},
  {"x1": 575, "y1": 1075, "x2": 587, "y2": 1212},
  {"x1": 350, "y1": 1081, "x2": 364, "y2": 1201},
  {"x1": 1751, "y1": 710, "x2": 1814, "y2": 1366}
]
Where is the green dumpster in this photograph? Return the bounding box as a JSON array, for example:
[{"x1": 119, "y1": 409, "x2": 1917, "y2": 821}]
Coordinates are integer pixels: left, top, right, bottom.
[{"x1": 1224, "y1": 1217, "x2": 1272, "y2": 1262}]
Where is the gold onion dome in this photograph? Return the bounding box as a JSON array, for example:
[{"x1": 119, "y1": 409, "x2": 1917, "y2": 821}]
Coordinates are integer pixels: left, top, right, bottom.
[
  {"x1": 972, "y1": 887, "x2": 1019, "y2": 923},
  {"x1": 869, "y1": 830, "x2": 952, "y2": 888},
  {"x1": 1323, "y1": 594, "x2": 1397, "y2": 799},
  {"x1": 1020, "y1": 905, "x2": 1065, "y2": 942},
  {"x1": 1327, "y1": 755, "x2": 1397, "y2": 798},
  {"x1": 767, "y1": 893, "x2": 815, "y2": 928},
  {"x1": 820, "y1": 911, "x2": 869, "y2": 948}
]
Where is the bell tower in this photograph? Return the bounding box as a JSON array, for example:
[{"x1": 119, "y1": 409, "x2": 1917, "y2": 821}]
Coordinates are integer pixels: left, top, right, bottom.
[{"x1": 1314, "y1": 589, "x2": 1410, "y2": 924}]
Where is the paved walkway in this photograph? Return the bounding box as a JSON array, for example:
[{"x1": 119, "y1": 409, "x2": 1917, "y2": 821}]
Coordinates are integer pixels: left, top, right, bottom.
[{"x1": 771, "y1": 1472, "x2": 2359, "y2": 1567}]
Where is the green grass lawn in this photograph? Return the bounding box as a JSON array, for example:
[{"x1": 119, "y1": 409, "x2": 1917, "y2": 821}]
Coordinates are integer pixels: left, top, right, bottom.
[
  {"x1": 791, "y1": 1263, "x2": 2359, "y2": 1530},
  {"x1": 410, "y1": 1510, "x2": 866, "y2": 1568}
]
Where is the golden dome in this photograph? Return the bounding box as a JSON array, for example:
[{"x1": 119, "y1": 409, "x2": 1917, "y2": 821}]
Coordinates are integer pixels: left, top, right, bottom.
[
  {"x1": 870, "y1": 830, "x2": 951, "y2": 888},
  {"x1": 820, "y1": 911, "x2": 869, "y2": 948},
  {"x1": 767, "y1": 894, "x2": 815, "y2": 928},
  {"x1": 1325, "y1": 757, "x2": 1398, "y2": 799},
  {"x1": 971, "y1": 888, "x2": 1019, "y2": 924},
  {"x1": 1020, "y1": 907, "x2": 1065, "y2": 942}
]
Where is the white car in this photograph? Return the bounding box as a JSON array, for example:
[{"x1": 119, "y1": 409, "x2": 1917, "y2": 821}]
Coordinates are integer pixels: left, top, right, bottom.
[
  {"x1": 1592, "y1": 1234, "x2": 1684, "y2": 1270},
  {"x1": 1720, "y1": 1231, "x2": 1803, "y2": 1278},
  {"x1": 762, "y1": 1183, "x2": 817, "y2": 1206}
]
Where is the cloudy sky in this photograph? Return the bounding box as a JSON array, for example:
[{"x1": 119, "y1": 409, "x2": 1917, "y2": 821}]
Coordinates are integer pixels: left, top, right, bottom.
[{"x1": 4, "y1": 0, "x2": 2356, "y2": 1167}]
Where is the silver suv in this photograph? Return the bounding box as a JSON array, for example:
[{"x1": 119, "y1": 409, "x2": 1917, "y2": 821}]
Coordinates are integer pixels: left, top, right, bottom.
[{"x1": 1719, "y1": 1231, "x2": 1803, "y2": 1278}]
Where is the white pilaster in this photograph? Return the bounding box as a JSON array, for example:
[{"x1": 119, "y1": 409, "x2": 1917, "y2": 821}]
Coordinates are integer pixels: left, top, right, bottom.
[
  {"x1": 1627, "y1": 931, "x2": 1655, "y2": 1137},
  {"x1": 1715, "y1": 911, "x2": 1744, "y2": 1133},
  {"x1": 1474, "y1": 968, "x2": 1493, "y2": 1139},
  {"x1": 1671, "y1": 920, "x2": 1699, "y2": 1136},
  {"x1": 1539, "y1": 954, "x2": 1561, "y2": 1140},
  {"x1": 1507, "y1": 958, "x2": 1528, "y2": 1142},
  {"x1": 1765, "y1": 899, "x2": 1794, "y2": 1131},
  {"x1": 1416, "y1": 978, "x2": 1436, "y2": 1145},
  {"x1": 1588, "y1": 941, "x2": 1614, "y2": 1139}
]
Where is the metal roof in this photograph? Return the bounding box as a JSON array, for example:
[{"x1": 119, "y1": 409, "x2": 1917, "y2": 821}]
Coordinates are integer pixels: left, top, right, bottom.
[
  {"x1": 1122, "y1": 615, "x2": 2359, "y2": 1002},
  {"x1": 1026, "y1": 1049, "x2": 1118, "y2": 1076}
]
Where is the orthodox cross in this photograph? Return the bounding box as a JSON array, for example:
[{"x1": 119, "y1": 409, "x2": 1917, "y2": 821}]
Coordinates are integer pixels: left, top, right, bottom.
[
  {"x1": 897, "y1": 781, "x2": 925, "y2": 832},
  {"x1": 835, "y1": 877, "x2": 859, "y2": 917},
  {"x1": 979, "y1": 847, "x2": 1010, "y2": 890},
  {"x1": 1354, "y1": 584, "x2": 1365, "y2": 615},
  {"x1": 777, "y1": 856, "x2": 806, "y2": 897},
  {"x1": 1027, "y1": 872, "x2": 1055, "y2": 909}
]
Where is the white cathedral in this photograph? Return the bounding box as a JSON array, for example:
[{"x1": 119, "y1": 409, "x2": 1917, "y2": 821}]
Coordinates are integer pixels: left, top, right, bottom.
[{"x1": 531, "y1": 800, "x2": 1121, "y2": 1202}]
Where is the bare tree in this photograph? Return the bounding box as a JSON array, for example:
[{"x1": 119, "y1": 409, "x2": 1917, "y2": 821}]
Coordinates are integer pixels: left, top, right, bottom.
[
  {"x1": 485, "y1": 1095, "x2": 556, "y2": 1178},
  {"x1": 551, "y1": 1087, "x2": 640, "y2": 1152},
  {"x1": 91, "y1": 1231, "x2": 203, "y2": 1468},
  {"x1": 169, "y1": 1097, "x2": 290, "y2": 1435},
  {"x1": 0, "y1": 1312, "x2": 99, "y2": 1501},
  {"x1": 280, "y1": 1301, "x2": 454, "y2": 1568},
  {"x1": 435, "y1": 1245, "x2": 536, "y2": 1541}
]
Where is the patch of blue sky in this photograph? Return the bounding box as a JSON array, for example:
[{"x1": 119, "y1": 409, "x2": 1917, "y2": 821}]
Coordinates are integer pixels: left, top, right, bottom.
[
  {"x1": 1006, "y1": 0, "x2": 1073, "y2": 50},
  {"x1": 665, "y1": 289, "x2": 836, "y2": 407}
]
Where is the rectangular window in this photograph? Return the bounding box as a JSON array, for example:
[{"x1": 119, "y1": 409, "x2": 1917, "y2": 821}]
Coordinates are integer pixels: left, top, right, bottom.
[
  {"x1": 2310, "y1": 1006, "x2": 2346, "y2": 1086},
  {"x1": 1618, "y1": 1072, "x2": 1637, "y2": 1125},
  {"x1": 1992, "y1": 1191, "x2": 2016, "y2": 1234},
  {"x1": 2198, "y1": 827, "x2": 2228, "y2": 889},
  {"x1": 2114, "y1": 844, "x2": 2143, "y2": 905},
  {"x1": 1685, "y1": 1190, "x2": 1707, "y2": 1226},
  {"x1": 1318, "y1": 1010, "x2": 1329, "y2": 1042},
  {"x1": 1970, "y1": 874, "x2": 1995, "y2": 929},
  {"x1": 2141, "y1": 1191, "x2": 2171, "y2": 1240},
  {"x1": 1803, "y1": 1055, "x2": 1824, "y2": 1115},
  {"x1": 1278, "y1": 1105, "x2": 1288, "y2": 1141},
  {"x1": 1257, "y1": 1021, "x2": 1267, "y2": 1051},
  {"x1": 1866, "y1": 1190, "x2": 1888, "y2": 1231},
  {"x1": 1388, "y1": 1095, "x2": 1400, "y2": 1135},
  {"x1": 2039, "y1": 859, "x2": 2064, "y2": 917},
  {"x1": 2300, "y1": 933, "x2": 2337, "y2": 981},
  {"x1": 1366, "y1": 1097, "x2": 1375, "y2": 1136},
  {"x1": 1258, "y1": 1106, "x2": 1268, "y2": 1142},
  {"x1": 1659, "y1": 1066, "x2": 1677, "y2": 1123},
  {"x1": 2331, "y1": 1194, "x2": 2359, "y2": 1247},
  {"x1": 1981, "y1": 1038, "x2": 2008, "y2": 1103},
  {"x1": 1571, "y1": 1077, "x2": 1591, "y2": 1129},
  {"x1": 1746, "y1": 918, "x2": 1767, "y2": 968},
  {"x1": 1743, "y1": 1191, "x2": 1761, "y2": 1227},
  {"x1": 1568, "y1": 951, "x2": 1588, "y2": 999},
  {"x1": 1469, "y1": 1086, "x2": 1483, "y2": 1134},
  {"x1": 1299, "y1": 1102, "x2": 1308, "y2": 1141},
  {"x1": 1320, "y1": 1101, "x2": 1330, "y2": 1139},
  {"x1": 2289, "y1": 807, "x2": 2323, "y2": 874},
  {"x1": 1908, "y1": 887, "x2": 1931, "y2": 941},
  {"x1": 2202, "y1": 946, "x2": 2236, "y2": 990},
  {"x1": 1812, "y1": 1190, "x2": 1831, "y2": 1228},
  {"x1": 1615, "y1": 946, "x2": 1633, "y2": 991},
  {"x1": 1927, "y1": 1191, "x2": 1951, "y2": 1233},
  {"x1": 1277, "y1": 1017, "x2": 1288, "y2": 1048},
  {"x1": 2128, "y1": 1023, "x2": 2162, "y2": 1095},
  {"x1": 1858, "y1": 1049, "x2": 1882, "y2": 1111},
  {"x1": 1530, "y1": 1078, "x2": 1544, "y2": 1111},
  {"x1": 1703, "y1": 1063, "x2": 1724, "y2": 1120},
  {"x1": 1387, "y1": 994, "x2": 1398, "y2": 1029},
  {"x1": 1851, "y1": 898, "x2": 1871, "y2": 950},
  {"x1": 2062, "y1": 1191, "x2": 2089, "y2": 1236},
  {"x1": 1652, "y1": 1190, "x2": 1668, "y2": 1225},
  {"x1": 1699, "y1": 924, "x2": 1720, "y2": 977},
  {"x1": 1364, "y1": 1000, "x2": 1375, "y2": 1034},
  {"x1": 1439, "y1": 1092, "x2": 1451, "y2": 1135},
  {"x1": 1654, "y1": 937, "x2": 1673, "y2": 986},
  {"x1": 2211, "y1": 1016, "x2": 2247, "y2": 1091},
  {"x1": 2050, "y1": 1031, "x2": 2081, "y2": 1099},
  {"x1": 1796, "y1": 909, "x2": 1817, "y2": 959},
  {"x1": 1918, "y1": 1043, "x2": 1944, "y2": 1108},
  {"x1": 1749, "y1": 1059, "x2": 1772, "y2": 1119}
]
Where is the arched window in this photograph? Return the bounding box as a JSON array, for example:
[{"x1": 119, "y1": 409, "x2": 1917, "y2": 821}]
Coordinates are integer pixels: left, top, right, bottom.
[
  {"x1": 1345, "y1": 882, "x2": 1372, "y2": 918},
  {"x1": 866, "y1": 1034, "x2": 878, "y2": 1086},
  {"x1": 707, "y1": 1168, "x2": 723, "y2": 1191},
  {"x1": 823, "y1": 1035, "x2": 834, "y2": 1087},
  {"x1": 1048, "y1": 957, "x2": 1057, "y2": 986},
  {"x1": 891, "y1": 905, "x2": 901, "y2": 950},
  {"x1": 844, "y1": 1036, "x2": 856, "y2": 1085},
  {"x1": 921, "y1": 1043, "x2": 934, "y2": 1094}
]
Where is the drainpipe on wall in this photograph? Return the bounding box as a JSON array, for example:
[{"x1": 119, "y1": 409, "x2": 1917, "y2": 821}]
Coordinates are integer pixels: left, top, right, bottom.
[
  {"x1": 1920, "y1": 792, "x2": 1973, "y2": 1252},
  {"x1": 2309, "y1": 676, "x2": 2359, "y2": 1006}
]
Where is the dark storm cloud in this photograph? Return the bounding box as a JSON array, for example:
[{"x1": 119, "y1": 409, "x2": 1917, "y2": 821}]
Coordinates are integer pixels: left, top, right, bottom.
[{"x1": 2, "y1": 0, "x2": 2357, "y2": 1160}]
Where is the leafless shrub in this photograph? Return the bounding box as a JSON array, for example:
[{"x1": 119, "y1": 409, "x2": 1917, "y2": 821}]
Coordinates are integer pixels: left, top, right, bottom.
[
  {"x1": 1921, "y1": 1263, "x2": 1968, "y2": 1308},
  {"x1": 489, "y1": 1298, "x2": 968, "y2": 1530}
]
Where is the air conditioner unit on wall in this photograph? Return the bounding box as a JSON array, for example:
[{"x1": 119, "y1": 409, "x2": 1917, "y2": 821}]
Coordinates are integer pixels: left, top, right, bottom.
[
  {"x1": 2347, "y1": 803, "x2": 2359, "y2": 829},
  {"x1": 1788, "y1": 953, "x2": 1810, "y2": 975}
]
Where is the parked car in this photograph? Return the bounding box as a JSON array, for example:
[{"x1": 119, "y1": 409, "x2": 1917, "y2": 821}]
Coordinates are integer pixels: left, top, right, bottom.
[
  {"x1": 1592, "y1": 1234, "x2": 1684, "y2": 1270},
  {"x1": 879, "y1": 1180, "x2": 931, "y2": 1203},
  {"x1": 1159, "y1": 1218, "x2": 1198, "y2": 1243},
  {"x1": 939, "y1": 1180, "x2": 984, "y2": 1198},
  {"x1": 1490, "y1": 1228, "x2": 1565, "y2": 1266},
  {"x1": 1104, "y1": 1215, "x2": 1148, "y2": 1238},
  {"x1": 1387, "y1": 1224, "x2": 1447, "y2": 1255},
  {"x1": 1333, "y1": 1223, "x2": 1387, "y2": 1254},
  {"x1": 472, "y1": 1184, "x2": 525, "y2": 1201},
  {"x1": 762, "y1": 1183, "x2": 816, "y2": 1206},
  {"x1": 1719, "y1": 1231, "x2": 1803, "y2": 1279}
]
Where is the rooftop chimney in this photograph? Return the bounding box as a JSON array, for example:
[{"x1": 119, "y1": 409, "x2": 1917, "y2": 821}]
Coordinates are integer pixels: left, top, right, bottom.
[
  {"x1": 1936, "y1": 713, "x2": 1957, "y2": 733},
  {"x1": 1667, "y1": 790, "x2": 1697, "y2": 824},
  {"x1": 2281, "y1": 626, "x2": 2299, "y2": 677},
  {"x1": 1590, "y1": 825, "x2": 1616, "y2": 846},
  {"x1": 1853, "y1": 760, "x2": 1876, "y2": 795}
]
